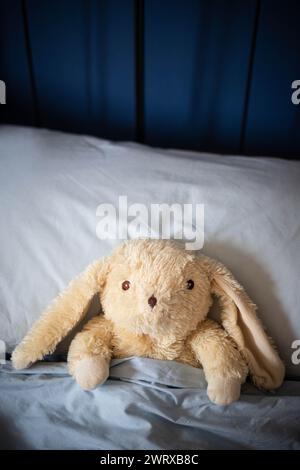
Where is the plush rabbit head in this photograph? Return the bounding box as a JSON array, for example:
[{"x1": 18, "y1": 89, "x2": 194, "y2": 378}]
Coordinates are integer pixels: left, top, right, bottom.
[
  {"x1": 101, "y1": 239, "x2": 212, "y2": 339},
  {"x1": 12, "y1": 239, "x2": 284, "y2": 391}
]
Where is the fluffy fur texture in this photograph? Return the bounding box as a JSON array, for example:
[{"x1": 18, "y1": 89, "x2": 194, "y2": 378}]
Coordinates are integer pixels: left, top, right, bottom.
[{"x1": 12, "y1": 239, "x2": 285, "y2": 405}]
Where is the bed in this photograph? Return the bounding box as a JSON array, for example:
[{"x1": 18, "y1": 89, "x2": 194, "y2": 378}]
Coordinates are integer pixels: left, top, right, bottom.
[
  {"x1": 0, "y1": 125, "x2": 300, "y2": 450},
  {"x1": 1, "y1": 358, "x2": 300, "y2": 450}
]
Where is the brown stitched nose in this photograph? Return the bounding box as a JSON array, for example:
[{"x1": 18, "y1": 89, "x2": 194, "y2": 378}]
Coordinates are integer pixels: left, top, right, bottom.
[{"x1": 148, "y1": 295, "x2": 157, "y2": 309}]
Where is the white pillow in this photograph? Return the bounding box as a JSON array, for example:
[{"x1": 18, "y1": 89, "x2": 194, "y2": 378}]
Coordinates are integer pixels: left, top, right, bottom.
[{"x1": 0, "y1": 125, "x2": 299, "y2": 377}]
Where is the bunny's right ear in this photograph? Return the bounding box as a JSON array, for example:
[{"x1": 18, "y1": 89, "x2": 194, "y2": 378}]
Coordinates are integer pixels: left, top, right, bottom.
[
  {"x1": 12, "y1": 257, "x2": 110, "y2": 369},
  {"x1": 198, "y1": 255, "x2": 285, "y2": 390}
]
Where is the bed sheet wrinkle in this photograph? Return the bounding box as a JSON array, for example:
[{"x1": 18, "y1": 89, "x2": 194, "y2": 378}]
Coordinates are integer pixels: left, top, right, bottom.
[{"x1": 1, "y1": 358, "x2": 300, "y2": 449}]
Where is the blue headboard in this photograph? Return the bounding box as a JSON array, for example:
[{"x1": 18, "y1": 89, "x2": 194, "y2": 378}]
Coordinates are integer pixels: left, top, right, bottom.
[{"x1": 1, "y1": 0, "x2": 300, "y2": 158}]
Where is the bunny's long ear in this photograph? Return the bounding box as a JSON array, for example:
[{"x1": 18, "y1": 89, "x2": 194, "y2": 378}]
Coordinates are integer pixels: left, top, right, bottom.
[
  {"x1": 12, "y1": 258, "x2": 109, "y2": 369},
  {"x1": 201, "y1": 255, "x2": 285, "y2": 390}
]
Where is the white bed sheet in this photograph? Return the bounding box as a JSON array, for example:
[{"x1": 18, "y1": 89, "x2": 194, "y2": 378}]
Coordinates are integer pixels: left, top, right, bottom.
[
  {"x1": 0, "y1": 125, "x2": 299, "y2": 376},
  {"x1": 1, "y1": 358, "x2": 300, "y2": 450}
]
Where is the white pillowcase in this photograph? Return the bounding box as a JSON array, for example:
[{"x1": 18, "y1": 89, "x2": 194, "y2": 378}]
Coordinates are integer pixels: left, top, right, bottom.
[{"x1": 0, "y1": 125, "x2": 299, "y2": 377}]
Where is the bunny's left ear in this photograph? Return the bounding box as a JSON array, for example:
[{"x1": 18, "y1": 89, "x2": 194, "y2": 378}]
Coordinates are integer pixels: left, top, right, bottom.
[
  {"x1": 12, "y1": 257, "x2": 110, "y2": 370},
  {"x1": 200, "y1": 255, "x2": 285, "y2": 390}
]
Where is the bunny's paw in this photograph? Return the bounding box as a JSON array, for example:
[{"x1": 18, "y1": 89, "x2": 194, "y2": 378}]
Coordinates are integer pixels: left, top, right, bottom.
[
  {"x1": 207, "y1": 376, "x2": 241, "y2": 406},
  {"x1": 73, "y1": 355, "x2": 109, "y2": 390}
]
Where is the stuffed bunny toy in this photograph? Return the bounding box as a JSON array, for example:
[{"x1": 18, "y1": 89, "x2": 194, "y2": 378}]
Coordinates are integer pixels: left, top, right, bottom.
[{"x1": 12, "y1": 239, "x2": 284, "y2": 405}]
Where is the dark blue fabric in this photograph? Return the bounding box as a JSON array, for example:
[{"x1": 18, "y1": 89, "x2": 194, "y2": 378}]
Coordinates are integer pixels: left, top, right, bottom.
[{"x1": 0, "y1": 0, "x2": 299, "y2": 157}]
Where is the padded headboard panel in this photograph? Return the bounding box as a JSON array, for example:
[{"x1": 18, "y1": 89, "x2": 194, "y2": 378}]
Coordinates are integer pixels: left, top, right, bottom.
[{"x1": 0, "y1": 0, "x2": 300, "y2": 158}]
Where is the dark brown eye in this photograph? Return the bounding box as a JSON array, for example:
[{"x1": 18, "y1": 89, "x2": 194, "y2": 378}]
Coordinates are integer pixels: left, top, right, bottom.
[
  {"x1": 122, "y1": 280, "x2": 130, "y2": 291},
  {"x1": 187, "y1": 279, "x2": 194, "y2": 290}
]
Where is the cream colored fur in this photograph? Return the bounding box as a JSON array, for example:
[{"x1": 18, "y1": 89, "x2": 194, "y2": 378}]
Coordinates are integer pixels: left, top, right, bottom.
[{"x1": 12, "y1": 239, "x2": 285, "y2": 405}]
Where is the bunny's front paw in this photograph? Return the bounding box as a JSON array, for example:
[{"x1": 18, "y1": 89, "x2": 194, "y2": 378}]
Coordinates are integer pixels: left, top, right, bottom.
[
  {"x1": 73, "y1": 355, "x2": 109, "y2": 390},
  {"x1": 207, "y1": 376, "x2": 241, "y2": 406}
]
